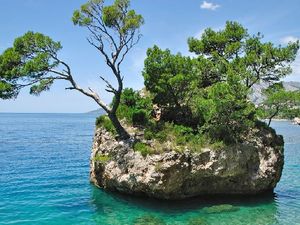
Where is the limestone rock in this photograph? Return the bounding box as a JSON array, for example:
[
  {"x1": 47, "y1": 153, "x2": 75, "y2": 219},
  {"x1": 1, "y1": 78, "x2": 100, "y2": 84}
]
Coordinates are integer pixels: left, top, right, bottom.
[
  {"x1": 90, "y1": 126, "x2": 284, "y2": 200},
  {"x1": 202, "y1": 204, "x2": 239, "y2": 214},
  {"x1": 293, "y1": 117, "x2": 300, "y2": 125}
]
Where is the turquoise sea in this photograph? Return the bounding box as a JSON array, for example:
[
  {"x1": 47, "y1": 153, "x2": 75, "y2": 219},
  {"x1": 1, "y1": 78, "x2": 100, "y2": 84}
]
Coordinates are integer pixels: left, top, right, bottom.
[{"x1": 0, "y1": 113, "x2": 299, "y2": 225}]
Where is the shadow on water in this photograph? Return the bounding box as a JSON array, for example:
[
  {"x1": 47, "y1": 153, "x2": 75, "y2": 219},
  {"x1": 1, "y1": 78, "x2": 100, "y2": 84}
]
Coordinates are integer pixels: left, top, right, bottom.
[
  {"x1": 90, "y1": 186, "x2": 280, "y2": 224},
  {"x1": 90, "y1": 185, "x2": 278, "y2": 213}
]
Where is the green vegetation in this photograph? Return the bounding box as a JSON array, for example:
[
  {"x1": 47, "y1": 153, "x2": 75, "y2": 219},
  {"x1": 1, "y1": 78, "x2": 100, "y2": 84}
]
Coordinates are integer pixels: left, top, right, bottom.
[
  {"x1": 114, "y1": 88, "x2": 152, "y2": 126},
  {"x1": 143, "y1": 122, "x2": 224, "y2": 152},
  {"x1": 95, "y1": 115, "x2": 116, "y2": 134},
  {"x1": 133, "y1": 142, "x2": 152, "y2": 157},
  {"x1": 258, "y1": 82, "x2": 300, "y2": 125},
  {"x1": 93, "y1": 153, "x2": 111, "y2": 163},
  {"x1": 141, "y1": 21, "x2": 298, "y2": 146}
]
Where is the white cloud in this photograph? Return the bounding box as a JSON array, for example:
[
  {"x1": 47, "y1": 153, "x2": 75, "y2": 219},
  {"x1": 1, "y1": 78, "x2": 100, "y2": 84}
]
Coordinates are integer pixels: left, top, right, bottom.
[
  {"x1": 280, "y1": 36, "x2": 299, "y2": 44},
  {"x1": 200, "y1": 1, "x2": 220, "y2": 10}
]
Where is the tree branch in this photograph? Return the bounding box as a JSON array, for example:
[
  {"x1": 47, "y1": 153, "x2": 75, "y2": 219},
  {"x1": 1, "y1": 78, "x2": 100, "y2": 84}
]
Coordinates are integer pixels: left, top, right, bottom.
[{"x1": 100, "y1": 76, "x2": 117, "y2": 94}]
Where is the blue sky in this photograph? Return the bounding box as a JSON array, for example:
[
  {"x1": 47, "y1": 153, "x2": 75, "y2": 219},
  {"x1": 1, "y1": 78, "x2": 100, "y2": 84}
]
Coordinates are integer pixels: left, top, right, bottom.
[{"x1": 0, "y1": 0, "x2": 300, "y2": 113}]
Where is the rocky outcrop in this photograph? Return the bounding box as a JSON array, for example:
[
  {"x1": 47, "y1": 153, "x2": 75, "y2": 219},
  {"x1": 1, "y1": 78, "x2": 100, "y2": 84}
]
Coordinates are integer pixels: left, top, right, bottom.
[
  {"x1": 90, "y1": 127, "x2": 284, "y2": 200},
  {"x1": 293, "y1": 117, "x2": 300, "y2": 125}
]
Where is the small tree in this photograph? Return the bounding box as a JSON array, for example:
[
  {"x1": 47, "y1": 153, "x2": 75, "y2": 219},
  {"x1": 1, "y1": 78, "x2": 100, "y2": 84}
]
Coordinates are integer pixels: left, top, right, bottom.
[
  {"x1": 260, "y1": 82, "x2": 300, "y2": 126},
  {"x1": 0, "y1": 0, "x2": 144, "y2": 139}
]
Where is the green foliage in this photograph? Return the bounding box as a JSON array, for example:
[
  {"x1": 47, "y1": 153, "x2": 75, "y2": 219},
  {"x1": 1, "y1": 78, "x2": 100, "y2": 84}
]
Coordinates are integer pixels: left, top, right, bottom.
[
  {"x1": 72, "y1": 0, "x2": 144, "y2": 35},
  {"x1": 116, "y1": 104, "x2": 135, "y2": 122},
  {"x1": 144, "y1": 129, "x2": 154, "y2": 140},
  {"x1": 280, "y1": 108, "x2": 300, "y2": 119},
  {"x1": 188, "y1": 21, "x2": 247, "y2": 59},
  {"x1": 143, "y1": 122, "x2": 166, "y2": 142},
  {"x1": 142, "y1": 46, "x2": 201, "y2": 127},
  {"x1": 0, "y1": 80, "x2": 16, "y2": 99},
  {"x1": 188, "y1": 21, "x2": 299, "y2": 89},
  {"x1": 259, "y1": 82, "x2": 300, "y2": 125},
  {"x1": 121, "y1": 88, "x2": 139, "y2": 107},
  {"x1": 133, "y1": 142, "x2": 152, "y2": 157},
  {"x1": 119, "y1": 88, "x2": 152, "y2": 111},
  {"x1": 30, "y1": 79, "x2": 54, "y2": 96},
  {"x1": 93, "y1": 153, "x2": 111, "y2": 163},
  {"x1": 243, "y1": 36, "x2": 299, "y2": 85},
  {"x1": 132, "y1": 109, "x2": 148, "y2": 126},
  {"x1": 141, "y1": 21, "x2": 299, "y2": 144},
  {"x1": 143, "y1": 122, "x2": 221, "y2": 152},
  {"x1": 195, "y1": 74, "x2": 256, "y2": 144},
  {"x1": 0, "y1": 31, "x2": 62, "y2": 99},
  {"x1": 143, "y1": 46, "x2": 196, "y2": 107},
  {"x1": 116, "y1": 88, "x2": 152, "y2": 126},
  {"x1": 96, "y1": 115, "x2": 116, "y2": 134}
]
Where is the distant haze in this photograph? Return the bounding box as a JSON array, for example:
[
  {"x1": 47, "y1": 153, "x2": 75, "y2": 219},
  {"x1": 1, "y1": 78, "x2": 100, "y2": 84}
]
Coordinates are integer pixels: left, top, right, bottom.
[{"x1": 250, "y1": 81, "x2": 300, "y2": 105}]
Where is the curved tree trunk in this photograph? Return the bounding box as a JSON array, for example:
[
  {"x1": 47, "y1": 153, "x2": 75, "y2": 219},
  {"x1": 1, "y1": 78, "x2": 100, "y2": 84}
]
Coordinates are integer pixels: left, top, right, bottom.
[{"x1": 108, "y1": 113, "x2": 130, "y2": 140}]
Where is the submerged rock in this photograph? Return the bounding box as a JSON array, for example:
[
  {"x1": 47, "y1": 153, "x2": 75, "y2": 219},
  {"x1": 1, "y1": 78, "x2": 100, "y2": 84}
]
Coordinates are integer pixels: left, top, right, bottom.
[
  {"x1": 187, "y1": 217, "x2": 208, "y2": 225},
  {"x1": 90, "y1": 126, "x2": 284, "y2": 200},
  {"x1": 202, "y1": 204, "x2": 239, "y2": 214},
  {"x1": 134, "y1": 214, "x2": 166, "y2": 225}
]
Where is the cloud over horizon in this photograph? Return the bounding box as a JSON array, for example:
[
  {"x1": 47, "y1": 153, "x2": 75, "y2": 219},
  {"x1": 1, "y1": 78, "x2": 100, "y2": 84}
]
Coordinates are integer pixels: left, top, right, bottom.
[{"x1": 200, "y1": 1, "x2": 220, "y2": 10}]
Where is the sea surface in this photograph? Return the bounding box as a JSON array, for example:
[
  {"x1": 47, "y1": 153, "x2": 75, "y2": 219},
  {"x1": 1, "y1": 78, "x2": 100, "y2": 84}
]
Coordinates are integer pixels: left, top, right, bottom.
[{"x1": 0, "y1": 113, "x2": 299, "y2": 225}]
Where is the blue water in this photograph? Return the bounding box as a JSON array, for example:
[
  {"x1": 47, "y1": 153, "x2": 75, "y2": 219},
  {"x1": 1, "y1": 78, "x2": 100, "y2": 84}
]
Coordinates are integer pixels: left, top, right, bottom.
[{"x1": 0, "y1": 114, "x2": 299, "y2": 225}]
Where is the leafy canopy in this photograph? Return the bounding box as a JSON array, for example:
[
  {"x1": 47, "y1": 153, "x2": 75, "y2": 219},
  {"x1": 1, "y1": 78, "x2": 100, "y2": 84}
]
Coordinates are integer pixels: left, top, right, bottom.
[
  {"x1": 143, "y1": 46, "x2": 196, "y2": 108},
  {"x1": 188, "y1": 21, "x2": 299, "y2": 88},
  {"x1": 72, "y1": 0, "x2": 144, "y2": 35},
  {"x1": 142, "y1": 21, "x2": 299, "y2": 144},
  {"x1": 0, "y1": 31, "x2": 62, "y2": 98}
]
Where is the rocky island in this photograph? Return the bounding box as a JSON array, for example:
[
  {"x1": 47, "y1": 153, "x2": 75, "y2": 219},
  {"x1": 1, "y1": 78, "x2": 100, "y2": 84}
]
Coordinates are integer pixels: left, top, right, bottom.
[{"x1": 90, "y1": 124, "x2": 284, "y2": 199}]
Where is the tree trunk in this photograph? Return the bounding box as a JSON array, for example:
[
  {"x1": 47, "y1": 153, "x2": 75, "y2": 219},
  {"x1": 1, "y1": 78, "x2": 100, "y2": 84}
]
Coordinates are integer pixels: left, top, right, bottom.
[
  {"x1": 108, "y1": 113, "x2": 130, "y2": 140},
  {"x1": 268, "y1": 106, "x2": 279, "y2": 127}
]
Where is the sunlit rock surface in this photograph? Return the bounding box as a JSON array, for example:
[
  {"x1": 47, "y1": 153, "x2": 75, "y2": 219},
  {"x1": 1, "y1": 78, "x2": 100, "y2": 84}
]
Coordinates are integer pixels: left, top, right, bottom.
[{"x1": 90, "y1": 126, "x2": 284, "y2": 200}]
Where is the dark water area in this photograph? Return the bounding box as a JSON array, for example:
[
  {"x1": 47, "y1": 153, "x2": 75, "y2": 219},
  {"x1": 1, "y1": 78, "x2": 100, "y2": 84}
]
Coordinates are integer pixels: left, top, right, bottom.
[{"x1": 0, "y1": 113, "x2": 299, "y2": 224}]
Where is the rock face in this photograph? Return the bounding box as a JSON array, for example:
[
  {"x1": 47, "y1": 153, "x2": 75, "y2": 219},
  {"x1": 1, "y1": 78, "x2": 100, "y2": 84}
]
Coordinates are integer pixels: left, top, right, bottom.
[
  {"x1": 293, "y1": 117, "x2": 300, "y2": 125},
  {"x1": 90, "y1": 127, "x2": 284, "y2": 200}
]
